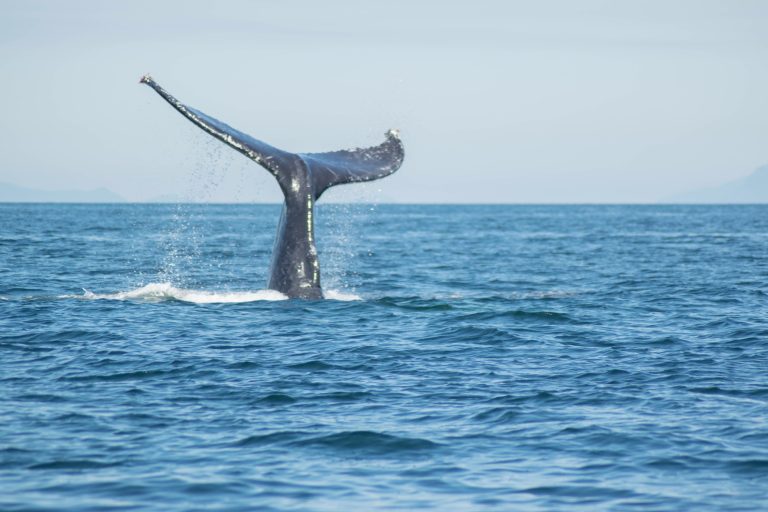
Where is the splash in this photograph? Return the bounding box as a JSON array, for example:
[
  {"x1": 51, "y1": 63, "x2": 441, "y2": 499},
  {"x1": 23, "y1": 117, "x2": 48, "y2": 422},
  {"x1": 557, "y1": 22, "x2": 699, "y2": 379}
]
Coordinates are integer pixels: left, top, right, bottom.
[
  {"x1": 79, "y1": 283, "x2": 287, "y2": 303},
  {"x1": 75, "y1": 283, "x2": 361, "y2": 303},
  {"x1": 322, "y1": 289, "x2": 362, "y2": 301}
]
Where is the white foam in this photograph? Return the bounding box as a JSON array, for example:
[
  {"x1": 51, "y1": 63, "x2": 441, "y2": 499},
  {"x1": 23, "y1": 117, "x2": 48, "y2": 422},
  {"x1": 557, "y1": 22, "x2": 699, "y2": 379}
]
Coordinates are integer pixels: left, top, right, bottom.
[
  {"x1": 323, "y1": 289, "x2": 363, "y2": 301},
  {"x1": 79, "y1": 283, "x2": 288, "y2": 303}
]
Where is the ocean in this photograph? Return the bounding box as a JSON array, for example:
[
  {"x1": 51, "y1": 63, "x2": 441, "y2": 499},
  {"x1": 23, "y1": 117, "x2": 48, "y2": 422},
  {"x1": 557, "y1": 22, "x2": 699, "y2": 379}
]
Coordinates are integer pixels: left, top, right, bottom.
[{"x1": 1, "y1": 203, "x2": 766, "y2": 511}]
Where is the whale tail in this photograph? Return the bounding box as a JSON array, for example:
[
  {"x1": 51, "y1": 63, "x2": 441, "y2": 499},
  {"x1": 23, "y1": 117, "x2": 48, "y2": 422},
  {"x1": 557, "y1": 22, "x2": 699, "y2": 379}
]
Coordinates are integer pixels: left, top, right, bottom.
[
  {"x1": 301, "y1": 129, "x2": 404, "y2": 199},
  {"x1": 140, "y1": 74, "x2": 404, "y2": 198}
]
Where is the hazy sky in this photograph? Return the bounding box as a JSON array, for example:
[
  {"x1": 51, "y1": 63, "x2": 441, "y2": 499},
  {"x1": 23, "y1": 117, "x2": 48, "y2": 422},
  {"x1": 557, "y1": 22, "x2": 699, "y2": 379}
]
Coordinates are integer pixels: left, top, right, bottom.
[{"x1": 1, "y1": 0, "x2": 767, "y2": 203}]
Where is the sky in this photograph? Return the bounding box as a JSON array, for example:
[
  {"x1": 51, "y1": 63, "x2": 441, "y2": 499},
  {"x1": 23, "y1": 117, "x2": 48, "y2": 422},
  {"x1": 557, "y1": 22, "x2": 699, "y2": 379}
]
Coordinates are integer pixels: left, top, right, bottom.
[{"x1": 1, "y1": 0, "x2": 767, "y2": 203}]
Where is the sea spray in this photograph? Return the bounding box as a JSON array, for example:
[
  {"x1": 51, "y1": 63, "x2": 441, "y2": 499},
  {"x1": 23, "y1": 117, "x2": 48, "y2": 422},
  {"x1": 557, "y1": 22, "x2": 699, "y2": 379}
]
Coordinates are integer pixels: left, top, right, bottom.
[
  {"x1": 317, "y1": 181, "x2": 380, "y2": 294},
  {"x1": 157, "y1": 135, "x2": 231, "y2": 288}
]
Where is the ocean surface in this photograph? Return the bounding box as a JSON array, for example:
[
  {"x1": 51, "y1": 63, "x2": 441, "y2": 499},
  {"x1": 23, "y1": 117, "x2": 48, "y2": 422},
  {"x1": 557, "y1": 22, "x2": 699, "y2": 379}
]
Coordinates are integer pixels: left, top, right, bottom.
[{"x1": 1, "y1": 203, "x2": 767, "y2": 511}]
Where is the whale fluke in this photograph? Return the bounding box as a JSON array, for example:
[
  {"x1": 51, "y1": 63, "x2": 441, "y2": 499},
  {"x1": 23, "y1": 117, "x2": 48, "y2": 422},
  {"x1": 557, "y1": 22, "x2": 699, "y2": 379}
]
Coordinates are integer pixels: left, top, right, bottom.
[
  {"x1": 140, "y1": 74, "x2": 296, "y2": 178},
  {"x1": 302, "y1": 130, "x2": 404, "y2": 199},
  {"x1": 140, "y1": 74, "x2": 404, "y2": 298}
]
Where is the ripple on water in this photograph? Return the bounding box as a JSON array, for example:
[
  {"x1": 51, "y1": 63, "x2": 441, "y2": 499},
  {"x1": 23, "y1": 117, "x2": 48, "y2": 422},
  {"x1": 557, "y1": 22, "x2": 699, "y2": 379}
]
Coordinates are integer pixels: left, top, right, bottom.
[
  {"x1": 234, "y1": 431, "x2": 309, "y2": 447},
  {"x1": 294, "y1": 431, "x2": 440, "y2": 455},
  {"x1": 28, "y1": 459, "x2": 121, "y2": 470}
]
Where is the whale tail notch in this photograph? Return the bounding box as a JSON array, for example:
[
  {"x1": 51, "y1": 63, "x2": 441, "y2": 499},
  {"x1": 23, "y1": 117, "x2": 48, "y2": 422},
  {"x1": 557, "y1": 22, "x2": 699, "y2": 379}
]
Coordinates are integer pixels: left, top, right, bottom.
[{"x1": 140, "y1": 74, "x2": 404, "y2": 199}]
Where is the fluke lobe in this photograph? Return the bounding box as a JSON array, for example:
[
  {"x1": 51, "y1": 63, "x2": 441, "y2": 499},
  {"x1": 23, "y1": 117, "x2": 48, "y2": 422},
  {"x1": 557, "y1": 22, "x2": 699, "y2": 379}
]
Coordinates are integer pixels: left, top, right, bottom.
[{"x1": 140, "y1": 75, "x2": 404, "y2": 299}]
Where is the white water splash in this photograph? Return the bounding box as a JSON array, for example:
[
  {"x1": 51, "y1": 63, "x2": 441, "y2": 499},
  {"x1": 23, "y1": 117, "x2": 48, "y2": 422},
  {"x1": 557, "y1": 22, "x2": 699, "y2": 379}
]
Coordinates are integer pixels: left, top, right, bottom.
[
  {"x1": 72, "y1": 283, "x2": 361, "y2": 303},
  {"x1": 322, "y1": 289, "x2": 363, "y2": 301},
  {"x1": 78, "y1": 283, "x2": 288, "y2": 303}
]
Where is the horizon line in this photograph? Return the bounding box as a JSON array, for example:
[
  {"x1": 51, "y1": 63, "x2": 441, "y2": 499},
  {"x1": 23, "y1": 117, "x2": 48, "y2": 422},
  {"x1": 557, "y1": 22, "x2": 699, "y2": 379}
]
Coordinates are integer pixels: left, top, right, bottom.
[{"x1": 1, "y1": 201, "x2": 767, "y2": 206}]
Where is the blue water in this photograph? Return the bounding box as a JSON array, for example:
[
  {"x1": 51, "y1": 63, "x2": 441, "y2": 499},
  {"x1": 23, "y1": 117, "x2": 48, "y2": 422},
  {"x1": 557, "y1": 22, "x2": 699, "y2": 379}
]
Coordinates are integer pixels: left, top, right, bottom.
[{"x1": 1, "y1": 203, "x2": 767, "y2": 511}]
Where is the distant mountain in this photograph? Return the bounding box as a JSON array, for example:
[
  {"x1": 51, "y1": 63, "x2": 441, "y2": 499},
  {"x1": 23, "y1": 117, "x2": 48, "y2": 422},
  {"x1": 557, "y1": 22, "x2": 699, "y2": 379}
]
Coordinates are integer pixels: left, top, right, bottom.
[
  {"x1": 668, "y1": 164, "x2": 768, "y2": 203},
  {"x1": 0, "y1": 182, "x2": 124, "y2": 203}
]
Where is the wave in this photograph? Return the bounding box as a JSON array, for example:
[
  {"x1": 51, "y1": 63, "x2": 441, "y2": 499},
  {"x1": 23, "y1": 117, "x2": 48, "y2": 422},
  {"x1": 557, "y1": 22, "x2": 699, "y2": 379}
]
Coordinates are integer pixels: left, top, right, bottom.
[
  {"x1": 72, "y1": 282, "x2": 361, "y2": 303},
  {"x1": 28, "y1": 459, "x2": 120, "y2": 470},
  {"x1": 294, "y1": 430, "x2": 439, "y2": 453}
]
